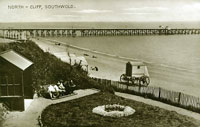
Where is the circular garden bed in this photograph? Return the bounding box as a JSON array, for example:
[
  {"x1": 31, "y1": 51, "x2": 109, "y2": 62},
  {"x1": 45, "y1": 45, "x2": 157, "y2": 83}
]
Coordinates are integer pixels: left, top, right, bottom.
[{"x1": 92, "y1": 104, "x2": 135, "y2": 117}]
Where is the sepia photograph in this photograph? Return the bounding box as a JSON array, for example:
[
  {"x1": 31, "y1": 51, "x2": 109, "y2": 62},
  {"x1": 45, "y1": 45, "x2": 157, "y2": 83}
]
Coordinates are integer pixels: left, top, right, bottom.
[{"x1": 0, "y1": 0, "x2": 200, "y2": 126}]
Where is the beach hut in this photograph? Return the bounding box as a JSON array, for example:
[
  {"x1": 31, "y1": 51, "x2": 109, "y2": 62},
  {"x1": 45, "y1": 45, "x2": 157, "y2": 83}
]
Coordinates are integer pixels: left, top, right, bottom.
[
  {"x1": 0, "y1": 50, "x2": 33, "y2": 111},
  {"x1": 120, "y1": 61, "x2": 150, "y2": 86}
]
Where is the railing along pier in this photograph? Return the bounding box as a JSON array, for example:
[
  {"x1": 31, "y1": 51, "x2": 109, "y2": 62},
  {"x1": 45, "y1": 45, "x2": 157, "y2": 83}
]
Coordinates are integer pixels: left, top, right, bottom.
[{"x1": 0, "y1": 28, "x2": 199, "y2": 40}]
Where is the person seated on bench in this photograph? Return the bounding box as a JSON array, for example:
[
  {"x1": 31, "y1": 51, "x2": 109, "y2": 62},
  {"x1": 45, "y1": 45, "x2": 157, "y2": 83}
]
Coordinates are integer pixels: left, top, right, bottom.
[
  {"x1": 48, "y1": 84, "x2": 56, "y2": 99},
  {"x1": 69, "y1": 80, "x2": 76, "y2": 94},
  {"x1": 63, "y1": 80, "x2": 70, "y2": 94},
  {"x1": 57, "y1": 81, "x2": 66, "y2": 95}
]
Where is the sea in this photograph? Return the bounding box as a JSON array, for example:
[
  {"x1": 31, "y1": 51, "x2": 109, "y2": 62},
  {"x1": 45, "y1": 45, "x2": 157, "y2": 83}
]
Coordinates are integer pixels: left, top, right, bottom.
[{"x1": 0, "y1": 21, "x2": 200, "y2": 75}]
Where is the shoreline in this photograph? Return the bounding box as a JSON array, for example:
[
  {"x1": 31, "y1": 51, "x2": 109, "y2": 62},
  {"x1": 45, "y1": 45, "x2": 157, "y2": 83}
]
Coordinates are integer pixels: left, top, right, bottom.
[
  {"x1": 43, "y1": 38, "x2": 194, "y2": 73},
  {"x1": 33, "y1": 37, "x2": 200, "y2": 98}
]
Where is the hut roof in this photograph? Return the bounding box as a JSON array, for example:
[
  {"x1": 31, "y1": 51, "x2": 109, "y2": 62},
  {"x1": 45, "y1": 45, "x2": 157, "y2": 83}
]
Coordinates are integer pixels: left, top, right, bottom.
[
  {"x1": 129, "y1": 61, "x2": 145, "y2": 66},
  {"x1": 0, "y1": 50, "x2": 33, "y2": 71}
]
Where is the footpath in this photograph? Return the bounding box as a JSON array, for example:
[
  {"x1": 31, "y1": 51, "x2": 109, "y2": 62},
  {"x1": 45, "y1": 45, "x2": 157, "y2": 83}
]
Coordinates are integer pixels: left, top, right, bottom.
[
  {"x1": 115, "y1": 92, "x2": 200, "y2": 121},
  {"x1": 2, "y1": 89, "x2": 99, "y2": 127}
]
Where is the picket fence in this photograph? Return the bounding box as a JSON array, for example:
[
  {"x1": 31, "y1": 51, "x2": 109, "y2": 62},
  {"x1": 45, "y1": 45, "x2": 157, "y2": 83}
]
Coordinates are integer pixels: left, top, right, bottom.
[{"x1": 92, "y1": 78, "x2": 200, "y2": 111}]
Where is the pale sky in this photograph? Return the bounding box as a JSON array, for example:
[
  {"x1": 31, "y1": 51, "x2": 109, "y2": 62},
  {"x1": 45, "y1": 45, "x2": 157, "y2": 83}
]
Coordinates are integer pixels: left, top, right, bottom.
[{"x1": 0, "y1": 0, "x2": 200, "y2": 22}]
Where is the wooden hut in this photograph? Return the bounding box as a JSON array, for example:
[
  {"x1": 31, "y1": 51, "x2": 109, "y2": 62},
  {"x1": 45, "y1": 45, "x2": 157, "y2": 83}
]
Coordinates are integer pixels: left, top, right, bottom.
[{"x1": 0, "y1": 50, "x2": 33, "y2": 111}]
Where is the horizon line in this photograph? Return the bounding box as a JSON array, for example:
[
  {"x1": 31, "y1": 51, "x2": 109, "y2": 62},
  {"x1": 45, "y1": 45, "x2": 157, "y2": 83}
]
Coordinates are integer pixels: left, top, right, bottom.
[{"x1": 0, "y1": 21, "x2": 200, "y2": 23}]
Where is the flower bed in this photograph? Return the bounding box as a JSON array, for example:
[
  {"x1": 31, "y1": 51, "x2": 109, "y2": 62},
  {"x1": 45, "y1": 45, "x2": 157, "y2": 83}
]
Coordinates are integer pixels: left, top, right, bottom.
[{"x1": 92, "y1": 104, "x2": 135, "y2": 117}]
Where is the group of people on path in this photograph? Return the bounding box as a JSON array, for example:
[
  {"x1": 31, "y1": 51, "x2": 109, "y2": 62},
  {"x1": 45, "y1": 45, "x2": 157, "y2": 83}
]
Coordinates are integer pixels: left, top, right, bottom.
[{"x1": 47, "y1": 80, "x2": 76, "y2": 99}]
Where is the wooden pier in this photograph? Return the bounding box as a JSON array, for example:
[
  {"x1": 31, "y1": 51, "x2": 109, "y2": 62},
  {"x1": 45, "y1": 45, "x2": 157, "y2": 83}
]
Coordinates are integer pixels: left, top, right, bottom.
[{"x1": 0, "y1": 28, "x2": 200, "y2": 40}]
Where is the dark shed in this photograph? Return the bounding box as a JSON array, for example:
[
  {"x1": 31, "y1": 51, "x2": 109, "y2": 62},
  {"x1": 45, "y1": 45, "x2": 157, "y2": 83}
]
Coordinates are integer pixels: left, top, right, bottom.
[{"x1": 0, "y1": 50, "x2": 33, "y2": 111}]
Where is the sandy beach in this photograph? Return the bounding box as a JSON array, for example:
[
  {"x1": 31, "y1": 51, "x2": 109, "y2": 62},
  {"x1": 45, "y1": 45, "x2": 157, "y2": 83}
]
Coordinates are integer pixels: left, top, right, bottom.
[{"x1": 34, "y1": 37, "x2": 200, "y2": 98}]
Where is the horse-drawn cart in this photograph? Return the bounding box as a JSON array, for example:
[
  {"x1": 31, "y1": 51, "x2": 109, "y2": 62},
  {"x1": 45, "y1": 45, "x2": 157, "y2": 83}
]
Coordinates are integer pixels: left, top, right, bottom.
[{"x1": 120, "y1": 61, "x2": 150, "y2": 86}]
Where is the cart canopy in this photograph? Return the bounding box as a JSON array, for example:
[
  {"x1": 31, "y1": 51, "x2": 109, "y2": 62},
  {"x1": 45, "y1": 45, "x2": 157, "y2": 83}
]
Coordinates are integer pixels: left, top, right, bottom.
[{"x1": 126, "y1": 61, "x2": 149, "y2": 77}]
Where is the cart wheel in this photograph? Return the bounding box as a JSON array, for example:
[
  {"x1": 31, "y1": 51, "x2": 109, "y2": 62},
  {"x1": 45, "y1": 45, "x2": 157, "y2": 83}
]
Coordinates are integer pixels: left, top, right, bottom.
[
  {"x1": 145, "y1": 76, "x2": 150, "y2": 86},
  {"x1": 140, "y1": 76, "x2": 150, "y2": 86},
  {"x1": 131, "y1": 77, "x2": 138, "y2": 85},
  {"x1": 120, "y1": 74, "x2": 127, "y2": 82},
  {"x1": 138, "y1": 77, "x2": 143, "y2": 86}
]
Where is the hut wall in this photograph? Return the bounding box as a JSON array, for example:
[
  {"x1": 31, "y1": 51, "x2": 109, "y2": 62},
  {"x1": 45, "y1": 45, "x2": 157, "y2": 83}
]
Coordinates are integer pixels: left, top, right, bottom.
[
  {"x1": 0, "y1": 59, "x2": 23, "y2": 96},
  {"x1": 0, "y1": 59, "x2": 24, "y2": 110},
  {"x1": 23, "y1": 66, "x2": 33, "y2": 99},
  {"x1": 0, "y1": 50, "x2": 33, "y2": 111}
]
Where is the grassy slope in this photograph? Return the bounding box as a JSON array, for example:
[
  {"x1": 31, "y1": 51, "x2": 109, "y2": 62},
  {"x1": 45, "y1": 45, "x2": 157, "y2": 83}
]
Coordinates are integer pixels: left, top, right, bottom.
[
  {"x1": 0, "y1": 41, "x2": 101, "y2": 91},
  {"x1": 41, "y1": 92, "x2": 199, "y2": 127}
]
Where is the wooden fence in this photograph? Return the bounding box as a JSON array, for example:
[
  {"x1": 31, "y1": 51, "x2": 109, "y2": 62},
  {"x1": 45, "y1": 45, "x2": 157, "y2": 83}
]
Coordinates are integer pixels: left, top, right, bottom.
[{"x1": 92, "y1": 78, "x2": 200, "y2": 111}]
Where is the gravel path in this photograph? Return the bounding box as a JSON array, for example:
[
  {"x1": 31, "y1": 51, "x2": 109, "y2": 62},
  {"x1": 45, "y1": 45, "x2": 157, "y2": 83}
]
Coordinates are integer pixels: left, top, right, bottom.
[{"x1": 2, "y1": 89, "x2": 99, "y2": 127}]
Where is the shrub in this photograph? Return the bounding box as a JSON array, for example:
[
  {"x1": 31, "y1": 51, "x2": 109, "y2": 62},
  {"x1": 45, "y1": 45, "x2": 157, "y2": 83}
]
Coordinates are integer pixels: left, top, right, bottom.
[{"x1": 0, "y1": 41, "x2": 113, "y2": 94}]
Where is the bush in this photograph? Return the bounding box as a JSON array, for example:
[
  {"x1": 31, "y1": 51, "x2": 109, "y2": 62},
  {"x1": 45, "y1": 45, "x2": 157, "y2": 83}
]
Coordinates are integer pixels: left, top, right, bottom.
[{"x1": 0, "y1": 41, "x2": 113, "y2": 94}]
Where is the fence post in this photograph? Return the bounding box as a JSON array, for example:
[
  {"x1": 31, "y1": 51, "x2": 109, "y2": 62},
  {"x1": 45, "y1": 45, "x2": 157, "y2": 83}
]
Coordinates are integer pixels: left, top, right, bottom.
[
  {"x1": 101, "y1": 79, "x2": 104, "y2": 89},
  {"x1": 0, "y1": 76, "x2": 1, "y2": 96},
  {"x1": 117, "y1": 82, "x2": 119, "y2": 89},
  {"x1": 158, "y1": 87, "x2": 161, "y2": 99},
  {"x1": 99, "y1": 79, "x2": 101, "y2": 84},
  {"x1": 138, "y1": 85, "x2": 141, "y2": 93},
  {"x1": 178, "y1": 92, "x2": 181, "y2": 104}
]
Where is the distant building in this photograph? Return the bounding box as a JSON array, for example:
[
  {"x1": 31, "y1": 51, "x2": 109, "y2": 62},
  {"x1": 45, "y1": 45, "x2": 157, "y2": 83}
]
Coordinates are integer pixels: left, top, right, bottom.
[{"x1": 0, "y1": 50, "x2": 33, "y2": 111}]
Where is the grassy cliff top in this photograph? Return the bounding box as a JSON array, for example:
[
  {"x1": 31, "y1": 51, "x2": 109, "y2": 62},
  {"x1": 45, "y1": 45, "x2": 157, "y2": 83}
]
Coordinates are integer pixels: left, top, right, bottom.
[
  {"x1": 41, "y1": 92, "x2": 200, "y2": 127},
  {"x1": 0, "y1": 40, "x2": 99, "y2": 91}
]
